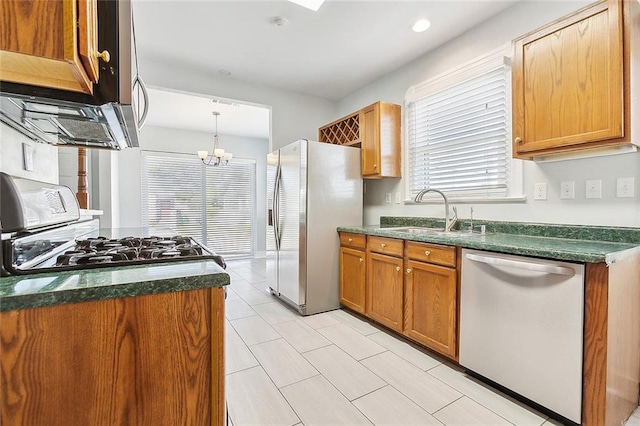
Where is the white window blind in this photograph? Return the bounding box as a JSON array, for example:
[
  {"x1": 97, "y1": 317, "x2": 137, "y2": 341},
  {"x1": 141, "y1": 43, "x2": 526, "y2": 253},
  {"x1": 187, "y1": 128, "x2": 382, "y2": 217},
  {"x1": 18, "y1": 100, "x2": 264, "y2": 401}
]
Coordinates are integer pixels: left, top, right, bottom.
[
  {"x1": 204, "y1": 162, "x2": 256, "y2": 256},
  {"x1": 141, "y1": 152, "x2": 256, "y2": 257},
  {"x1": 405, "y1": 52, "x2": 521, "y2": 200}
]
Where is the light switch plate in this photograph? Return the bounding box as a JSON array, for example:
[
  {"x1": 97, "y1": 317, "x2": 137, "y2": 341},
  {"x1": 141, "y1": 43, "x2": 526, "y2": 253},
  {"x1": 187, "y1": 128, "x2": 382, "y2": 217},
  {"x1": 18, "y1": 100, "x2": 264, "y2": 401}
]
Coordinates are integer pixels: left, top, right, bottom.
[
  {"x1": 616, "y1": 177, "x2": 635, "y2": 198},
  {"x1": 560, "y1": 181, "x2": 575, "y2": 199},
  {"x1": 585, "y1": 179, "x2": 602, "y2": 199},
  {"x1": 395, "y1": 192, "x2": 402, "y2": 204},
  {"x1": 22, "y1": 143, "x2": 34, "y2": 171},
  {"x1": 385, "y1": 193, "x2": 392, "y2": 204},
  {"x1": 534, "y1": 183, "x2": 547, "y2": 200}
]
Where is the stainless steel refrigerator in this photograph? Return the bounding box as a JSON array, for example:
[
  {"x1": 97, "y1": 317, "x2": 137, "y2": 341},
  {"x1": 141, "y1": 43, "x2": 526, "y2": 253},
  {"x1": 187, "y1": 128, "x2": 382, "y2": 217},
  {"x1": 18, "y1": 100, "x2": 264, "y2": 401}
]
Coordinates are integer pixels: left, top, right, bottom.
[{"x1": 266, "y1": 139, "x2": 363, "y2": 315}]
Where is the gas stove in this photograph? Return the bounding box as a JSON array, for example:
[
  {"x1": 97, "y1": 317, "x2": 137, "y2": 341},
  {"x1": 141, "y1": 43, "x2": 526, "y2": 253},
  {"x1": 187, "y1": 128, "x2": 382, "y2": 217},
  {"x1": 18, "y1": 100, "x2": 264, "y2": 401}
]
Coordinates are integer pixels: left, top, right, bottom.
[{"x1": 1, "y1": 173, "x2": 225, "y2": 276}]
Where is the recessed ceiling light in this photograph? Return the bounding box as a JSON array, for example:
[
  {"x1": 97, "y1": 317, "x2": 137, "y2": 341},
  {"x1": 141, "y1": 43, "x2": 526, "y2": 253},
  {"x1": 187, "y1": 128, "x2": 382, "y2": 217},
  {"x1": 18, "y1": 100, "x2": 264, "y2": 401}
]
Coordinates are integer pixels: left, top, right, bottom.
[
  {"x1": 412, "y1": 18, "x2": 431, "y2": 33},
  {"x1": 288, "y1": 0, "x2": 325, "y2": 12},
  {"x1": 219, "y1": 69, "x2": 231, "y2": 76}
]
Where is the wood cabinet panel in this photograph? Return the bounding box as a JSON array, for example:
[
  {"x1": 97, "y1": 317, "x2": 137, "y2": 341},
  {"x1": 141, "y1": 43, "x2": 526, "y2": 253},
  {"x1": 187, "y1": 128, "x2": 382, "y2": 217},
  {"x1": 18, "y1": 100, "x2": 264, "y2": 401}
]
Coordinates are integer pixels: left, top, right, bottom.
[
  {"x1": 367, "y1": 236, "x2": 403, "y2": 257},
  {"x1": 339, "y1": 232, "x2": 366, "y2": 250},
  {"x1": 366, "y1": 252, "x2": 404, "y2": 331},
  {"x1": 360, "y1": 102, "x2": 401, "y2": 178},
  {"x1": 404, "y1": 260, "x2": 457, "y2": 358},
  {"x1": 340, "y1": 247, "x2": 367, "y2": 314},
  {"x1": 361, "y1": 103, "x2": 380, "y2": 176},
  {"x1": 512, "y1": 0, "x2": 638, "y2": 158},
  {"x1": 1, "y1": 288, "x2": 225, "y2": 426},
  {"x1": 0, "y1": 0, "x2": 97, "y2": 93},
  {"x1": 405, "y1": 241, "x2": 456, "y2": 267}
]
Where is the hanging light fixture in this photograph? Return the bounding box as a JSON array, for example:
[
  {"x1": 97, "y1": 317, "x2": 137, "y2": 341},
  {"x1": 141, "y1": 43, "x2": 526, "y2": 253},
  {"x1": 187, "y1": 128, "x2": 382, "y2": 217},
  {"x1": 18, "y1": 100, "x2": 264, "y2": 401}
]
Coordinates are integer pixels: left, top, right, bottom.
[{"x1": 198, "y1": 111, "x2": 233, "y2": 166}]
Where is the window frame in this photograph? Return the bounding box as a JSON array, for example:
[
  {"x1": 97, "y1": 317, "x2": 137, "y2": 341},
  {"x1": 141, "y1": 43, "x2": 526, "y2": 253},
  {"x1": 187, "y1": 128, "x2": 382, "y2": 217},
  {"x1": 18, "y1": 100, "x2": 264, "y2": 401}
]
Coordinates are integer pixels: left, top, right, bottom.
[{"x1": 403, "y1": 45, "x2": 524, "y2": 204}]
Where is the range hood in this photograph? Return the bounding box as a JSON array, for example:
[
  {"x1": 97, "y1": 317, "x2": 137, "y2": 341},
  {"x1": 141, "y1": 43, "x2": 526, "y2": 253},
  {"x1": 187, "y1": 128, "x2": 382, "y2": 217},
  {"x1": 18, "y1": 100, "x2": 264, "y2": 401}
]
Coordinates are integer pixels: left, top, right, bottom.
[
  {"x1": 0, "y1": 0, "x2": 146, "y2": 150},
  {"x1": 0, "y1": 94, "x2": 138, "y2": 150}
]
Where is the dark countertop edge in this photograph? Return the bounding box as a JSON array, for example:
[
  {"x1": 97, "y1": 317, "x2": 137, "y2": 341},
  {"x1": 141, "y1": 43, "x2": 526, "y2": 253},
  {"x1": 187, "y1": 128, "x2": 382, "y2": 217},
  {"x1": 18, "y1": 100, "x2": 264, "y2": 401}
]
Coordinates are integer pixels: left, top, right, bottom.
[
  {"x1": 0, "y1": 273, "x2": 230, "y2": 312},
  {"x1": 337, "y1": 226, "x2": 637, "y2": 264}
]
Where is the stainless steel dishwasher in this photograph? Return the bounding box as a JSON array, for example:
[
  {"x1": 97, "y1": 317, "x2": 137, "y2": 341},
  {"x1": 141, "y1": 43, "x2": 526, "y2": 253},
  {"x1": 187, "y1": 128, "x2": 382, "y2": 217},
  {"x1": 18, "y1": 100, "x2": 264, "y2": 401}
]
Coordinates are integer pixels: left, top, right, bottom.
[{"x1": 459, "y1": 248, "x2": 585, "y2": 424}]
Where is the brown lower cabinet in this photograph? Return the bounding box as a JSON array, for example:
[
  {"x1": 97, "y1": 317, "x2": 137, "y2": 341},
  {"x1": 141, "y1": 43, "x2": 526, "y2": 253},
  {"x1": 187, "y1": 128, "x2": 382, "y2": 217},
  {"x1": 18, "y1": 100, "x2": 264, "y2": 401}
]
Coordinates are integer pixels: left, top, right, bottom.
[
  {"x1": 404, "y1": 259, "x2": 457, "y2": 359},
  {"x1": 0, "y1": 287, "x2": 226, "y2": 426},
  {"x1": 339, "y1": 232, "x2": 459, "y2": 360},
  {"x1": 366, "y1": 251, "x2": 404, "y2": 332},
  {"x1": 339, "y1": 232, "x2": 367, "y2": 314}
]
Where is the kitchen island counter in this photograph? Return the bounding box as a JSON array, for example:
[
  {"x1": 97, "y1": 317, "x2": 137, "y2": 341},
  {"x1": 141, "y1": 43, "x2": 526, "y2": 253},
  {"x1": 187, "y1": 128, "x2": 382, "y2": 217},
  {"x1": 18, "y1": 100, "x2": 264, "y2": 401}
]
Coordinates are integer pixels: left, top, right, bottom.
[{"x1": 0, "y1": 260, "x2": 229, "y2": 311}]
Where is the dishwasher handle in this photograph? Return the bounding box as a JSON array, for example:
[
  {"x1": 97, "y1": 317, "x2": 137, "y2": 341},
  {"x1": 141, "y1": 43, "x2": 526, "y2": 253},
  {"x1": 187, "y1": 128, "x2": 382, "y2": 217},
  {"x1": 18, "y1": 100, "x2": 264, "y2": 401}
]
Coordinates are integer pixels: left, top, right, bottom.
[{"x1": 465, "y1": 253, "x2": 576, "y2": 277}]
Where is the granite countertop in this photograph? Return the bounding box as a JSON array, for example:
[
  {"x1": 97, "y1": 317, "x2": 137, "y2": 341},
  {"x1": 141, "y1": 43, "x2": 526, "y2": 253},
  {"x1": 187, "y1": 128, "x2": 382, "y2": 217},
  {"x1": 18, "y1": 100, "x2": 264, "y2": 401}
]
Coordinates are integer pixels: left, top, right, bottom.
[
  {"x1": 0, "y1": 259, "x2": 229, "y2": 312},
  {"x1": 1, "y1": 223, "x2": 232, "y2": 312},
  {"x1": 338, "y1": 217, "x2": 640, "y2": 264}
]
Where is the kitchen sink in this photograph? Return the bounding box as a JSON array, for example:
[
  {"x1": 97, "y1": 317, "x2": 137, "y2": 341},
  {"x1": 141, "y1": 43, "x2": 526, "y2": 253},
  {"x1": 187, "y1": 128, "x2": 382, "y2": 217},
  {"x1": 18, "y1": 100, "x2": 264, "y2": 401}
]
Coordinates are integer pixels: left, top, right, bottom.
[{"x1": 382, "y1": 226, "x2": 481, "y2": 237}]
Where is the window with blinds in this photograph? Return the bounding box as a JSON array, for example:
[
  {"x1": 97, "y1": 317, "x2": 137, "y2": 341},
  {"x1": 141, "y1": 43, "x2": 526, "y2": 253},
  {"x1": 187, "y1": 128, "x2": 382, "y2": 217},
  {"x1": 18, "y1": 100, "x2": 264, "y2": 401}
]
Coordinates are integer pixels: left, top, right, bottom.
[
  {"x1": 141, "y1": 152, "x2": 256, "y2": 257},
  {"x1": 406, "y1": 49, "x2": 521, "y2": 201}
]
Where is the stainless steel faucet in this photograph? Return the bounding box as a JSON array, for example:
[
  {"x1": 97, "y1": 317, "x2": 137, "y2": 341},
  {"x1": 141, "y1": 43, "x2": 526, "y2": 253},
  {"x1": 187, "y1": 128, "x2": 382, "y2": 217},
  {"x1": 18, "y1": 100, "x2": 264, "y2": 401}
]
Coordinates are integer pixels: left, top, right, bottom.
[{"x1": 414, "y1": 188, "x2": 458, "y2": 232}]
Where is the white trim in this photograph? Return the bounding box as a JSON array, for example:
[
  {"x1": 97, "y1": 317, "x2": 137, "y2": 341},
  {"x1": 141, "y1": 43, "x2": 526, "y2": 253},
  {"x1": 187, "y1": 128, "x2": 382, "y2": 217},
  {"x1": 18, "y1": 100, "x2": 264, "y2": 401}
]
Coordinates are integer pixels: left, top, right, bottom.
[{"x1": 404, "y1": 44, "x2": 511, "y2": 103}]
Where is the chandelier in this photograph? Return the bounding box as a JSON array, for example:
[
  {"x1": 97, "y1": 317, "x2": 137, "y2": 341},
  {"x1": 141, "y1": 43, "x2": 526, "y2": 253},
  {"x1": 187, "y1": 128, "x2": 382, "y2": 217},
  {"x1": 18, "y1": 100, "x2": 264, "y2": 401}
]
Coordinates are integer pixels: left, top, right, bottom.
[{"x1": 198, "y1": 111, "x2": 233, "y2": 166}]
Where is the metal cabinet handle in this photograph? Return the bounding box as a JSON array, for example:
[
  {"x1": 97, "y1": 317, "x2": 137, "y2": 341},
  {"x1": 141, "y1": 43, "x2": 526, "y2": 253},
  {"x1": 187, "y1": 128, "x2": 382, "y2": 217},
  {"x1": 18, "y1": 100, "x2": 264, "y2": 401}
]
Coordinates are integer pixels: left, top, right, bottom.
[
  {"x1": 406, "y1": 268, "x2": 412, "y2": 274},
  {"x1": 395, "y1": 266, "x2": 401, "y2": 272},
  {"x1": 381, "y1": 243, "x2": 386, "y2": 248},
  {"x1": 95, "y1": 50, "x2": 110, "y2": 63},
  {"x1": 514, "y1": 137, "x2": 522, "y2": 143},
  {"x1": 424, "y1": 250, "x2": 431, "y2": 256},
  {"x1": 373, "y1": 164, "x2": 378, "y2": 168},
  {"x1": 359, "y1": 258, "x2": 364, "y2": 263},
  {"x1": 348, "y1": 238, "x2": 353, "y2": 242}
]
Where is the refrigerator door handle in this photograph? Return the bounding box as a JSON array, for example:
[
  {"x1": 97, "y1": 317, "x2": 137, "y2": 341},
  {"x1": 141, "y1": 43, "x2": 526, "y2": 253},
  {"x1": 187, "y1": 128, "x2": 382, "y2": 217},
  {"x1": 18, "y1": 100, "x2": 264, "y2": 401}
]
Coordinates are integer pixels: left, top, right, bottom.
[{"x1": 273, "y1": 164, "x2": 281, "y2": 251}]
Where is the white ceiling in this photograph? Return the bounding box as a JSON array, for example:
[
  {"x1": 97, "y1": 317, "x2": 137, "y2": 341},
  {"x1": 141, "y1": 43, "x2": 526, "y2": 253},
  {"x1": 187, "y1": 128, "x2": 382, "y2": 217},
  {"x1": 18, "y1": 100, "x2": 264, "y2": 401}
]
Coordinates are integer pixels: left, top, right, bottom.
[{"x1": 134, "y1": 0, "x2": 520, "y2": 136}]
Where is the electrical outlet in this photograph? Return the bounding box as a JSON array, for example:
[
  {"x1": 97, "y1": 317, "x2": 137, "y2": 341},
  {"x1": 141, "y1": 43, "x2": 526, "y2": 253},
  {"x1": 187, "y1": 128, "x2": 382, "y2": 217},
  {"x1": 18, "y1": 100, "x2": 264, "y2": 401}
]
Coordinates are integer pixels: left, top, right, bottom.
[
  {"x1": 395, "y1": 192, "x2": 402, "y2": 204},
  {"x1": 534, "y1": 183, "x2": 547, "y2": 200},
  {"x1": 560, "y1": 181, "x2": 575, "y2": 200},
  {"x1": 585, "y1": 179, "x2": 602, "y2": 199},
  {"x1": 616, "y1": 177, "x2": 635, "y2": 198},
  {"x1": 385, "y1": 193, "x2": 392, "y2": 204}
]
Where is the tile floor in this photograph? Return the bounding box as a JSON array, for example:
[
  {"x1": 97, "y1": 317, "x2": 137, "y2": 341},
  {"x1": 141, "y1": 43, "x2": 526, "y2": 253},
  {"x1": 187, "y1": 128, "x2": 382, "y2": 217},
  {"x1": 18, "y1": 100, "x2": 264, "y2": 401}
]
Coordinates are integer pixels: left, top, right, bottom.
[{"x1": 224, "y1": 258, "x2": 640, "y2": 426}]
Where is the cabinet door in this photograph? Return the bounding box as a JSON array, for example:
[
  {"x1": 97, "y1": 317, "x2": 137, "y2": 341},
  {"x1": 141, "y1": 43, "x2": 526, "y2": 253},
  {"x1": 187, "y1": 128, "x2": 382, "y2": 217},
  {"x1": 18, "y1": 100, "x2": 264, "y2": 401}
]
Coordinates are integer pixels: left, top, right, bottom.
[
  {"x1": 512, "y1": 0, "x2": 623, "y2": 156},
  {"x1": 360, "y1": 103, "x2": 380, "y2": 176},
  {"x1": 340, "y1": 247, "x2": 366, "y2": 314},
  {"x1": 0, "y1": 288, "x2": 218, "y2": 425},
  {"x1": 0, "y1": 0, "x2": 96, "y2": 93},
  {"x1": 404, "y1": 259, "x2": 457, "y2": 359},
  {"x1": 366, "y1": 252, "x2": 403, "y2": 332},
  {"x1": 78, "y1": 0, "x2": 100, "y2": 83}
]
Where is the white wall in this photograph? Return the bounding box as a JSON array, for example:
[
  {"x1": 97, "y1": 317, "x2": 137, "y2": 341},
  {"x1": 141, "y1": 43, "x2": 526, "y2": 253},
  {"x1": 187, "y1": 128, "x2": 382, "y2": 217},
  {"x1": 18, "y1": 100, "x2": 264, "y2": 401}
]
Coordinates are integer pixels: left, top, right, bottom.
[
  {"x1": 115, "y1": 125, "x2": 269, "y2": 252},
  {"x1": 1, "y1": 123, "x2": 59, "y2": 184},
  {"x1": 139, "y1": 59, "x2": 337, "y2": 150},
  {"x1": 335, "y1": 0, "x2": 640, "y2": 227}
]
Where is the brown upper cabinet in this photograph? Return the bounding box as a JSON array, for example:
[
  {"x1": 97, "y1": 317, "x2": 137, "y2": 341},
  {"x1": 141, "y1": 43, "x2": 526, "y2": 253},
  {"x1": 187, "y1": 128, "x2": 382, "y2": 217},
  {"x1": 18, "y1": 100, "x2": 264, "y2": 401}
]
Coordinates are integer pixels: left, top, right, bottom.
[
  {"x1": 512, "y1": 0, "x2": 639, "y2": 159},
  {"x1": 319, "y1": 101, "x2": 401, "y2": 178},
  {"x1": 0, "y1": 0, "x2": 105, "y2": 94},
  {"x1": 360, "y1": 102, "x2": 401, "y2": 178}
]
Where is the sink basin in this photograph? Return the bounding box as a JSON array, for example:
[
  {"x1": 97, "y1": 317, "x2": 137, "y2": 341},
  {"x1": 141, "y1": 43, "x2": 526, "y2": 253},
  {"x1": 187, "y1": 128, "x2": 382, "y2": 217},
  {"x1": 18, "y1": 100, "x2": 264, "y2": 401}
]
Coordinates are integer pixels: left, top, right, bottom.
[{"x1": 383, "y1": 226, "x2": 480, "y2": 237}]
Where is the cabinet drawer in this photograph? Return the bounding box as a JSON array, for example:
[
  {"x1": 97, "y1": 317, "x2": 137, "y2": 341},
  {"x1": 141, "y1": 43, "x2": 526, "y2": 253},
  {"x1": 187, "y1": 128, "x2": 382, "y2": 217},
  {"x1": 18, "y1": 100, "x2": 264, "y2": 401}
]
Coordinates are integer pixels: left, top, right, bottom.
[
  {"x1": 367, "y1": 236, "x2": 403, "y2": 256},
  {"x1": 340, "y1": 232, "x2": 366, "y2": 250},
  {"x1": 405, "y1": 241, "x2": 456, "y2": 267}
]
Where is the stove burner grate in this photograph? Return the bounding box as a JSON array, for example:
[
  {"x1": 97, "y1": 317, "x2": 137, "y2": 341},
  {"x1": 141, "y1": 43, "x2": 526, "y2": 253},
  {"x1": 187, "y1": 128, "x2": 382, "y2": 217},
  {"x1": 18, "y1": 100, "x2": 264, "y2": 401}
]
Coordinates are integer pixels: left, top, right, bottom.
[{"x1": 54, "y1": 236, "x2": 217, "y2": 267}]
